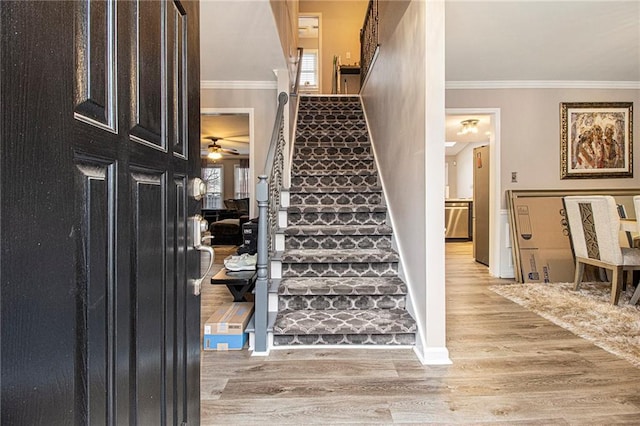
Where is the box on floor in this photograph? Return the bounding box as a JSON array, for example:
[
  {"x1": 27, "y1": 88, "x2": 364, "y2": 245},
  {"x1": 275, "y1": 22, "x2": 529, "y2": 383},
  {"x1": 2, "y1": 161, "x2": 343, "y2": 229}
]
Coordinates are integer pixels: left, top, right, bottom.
[{"x1": 203, "y1": 302, "x2": 254, "y2": 351}]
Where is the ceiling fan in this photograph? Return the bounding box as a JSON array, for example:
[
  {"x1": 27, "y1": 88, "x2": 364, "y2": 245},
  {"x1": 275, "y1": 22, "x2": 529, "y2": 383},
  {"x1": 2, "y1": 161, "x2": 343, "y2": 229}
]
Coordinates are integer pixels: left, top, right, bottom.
[{"x1": 203, "y1": 136, "x2": 240, "y2": 159}]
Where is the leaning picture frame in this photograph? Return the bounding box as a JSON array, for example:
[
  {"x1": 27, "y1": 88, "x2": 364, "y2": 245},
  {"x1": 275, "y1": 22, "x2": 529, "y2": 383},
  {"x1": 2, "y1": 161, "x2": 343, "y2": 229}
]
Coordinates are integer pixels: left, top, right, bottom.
[{"x1": 560, "y1": 102, "x2": 633, "y2": 179}]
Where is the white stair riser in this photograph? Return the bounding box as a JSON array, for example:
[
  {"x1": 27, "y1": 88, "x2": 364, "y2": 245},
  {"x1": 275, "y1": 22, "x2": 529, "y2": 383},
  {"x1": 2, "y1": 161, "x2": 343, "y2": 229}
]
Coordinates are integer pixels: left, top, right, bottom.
[
  {"x1": 278, "y1": 210, "x2": 288, "y2": 228},
  {"x1": 270, "y1": 260, "x2": 282, "y2": 279},
  {"x1": 280, "y1": 190, "x2": 290, "y2": 208}
]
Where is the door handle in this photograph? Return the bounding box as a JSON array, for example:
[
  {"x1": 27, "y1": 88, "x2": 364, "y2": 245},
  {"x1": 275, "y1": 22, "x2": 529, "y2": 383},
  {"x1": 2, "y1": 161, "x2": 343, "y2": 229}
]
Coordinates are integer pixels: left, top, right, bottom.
[
  {"x1": 189, "y1": 214, "x2": 214, "y2": 296},
  {"x1": 189, "y1": 177, "x2": 208, "y2": 201}
]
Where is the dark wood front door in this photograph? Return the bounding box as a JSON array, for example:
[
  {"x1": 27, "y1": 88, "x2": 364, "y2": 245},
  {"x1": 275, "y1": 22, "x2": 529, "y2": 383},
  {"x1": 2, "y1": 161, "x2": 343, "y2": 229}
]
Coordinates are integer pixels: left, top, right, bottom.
[{"x1": 1, "y1": 1, "x2": 201, "y2": 424}]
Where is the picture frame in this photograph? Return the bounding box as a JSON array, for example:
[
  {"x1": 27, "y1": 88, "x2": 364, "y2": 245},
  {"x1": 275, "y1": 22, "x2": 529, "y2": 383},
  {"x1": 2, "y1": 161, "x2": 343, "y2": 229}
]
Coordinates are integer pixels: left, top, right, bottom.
[{"x1": 560, "y1": 102, "x2": 633, "y2": 179}]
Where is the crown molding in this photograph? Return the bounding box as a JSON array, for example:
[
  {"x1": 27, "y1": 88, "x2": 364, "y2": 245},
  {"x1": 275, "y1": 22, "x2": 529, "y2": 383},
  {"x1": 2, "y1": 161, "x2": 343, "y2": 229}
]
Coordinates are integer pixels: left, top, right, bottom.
[
  {"x1": 445, "y1": 80, "x2": 640, "y2": 90},
  {"x1": 200, "y1": 80, "x2": 277, "y2": 90}
]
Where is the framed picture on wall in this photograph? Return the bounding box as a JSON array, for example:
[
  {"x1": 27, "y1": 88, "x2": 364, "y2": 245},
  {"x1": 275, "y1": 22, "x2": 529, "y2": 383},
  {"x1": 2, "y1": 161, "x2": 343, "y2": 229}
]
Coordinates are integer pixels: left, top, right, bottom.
[{"x1": 560, "y1": 102, "x2": 633, "y2": 179}]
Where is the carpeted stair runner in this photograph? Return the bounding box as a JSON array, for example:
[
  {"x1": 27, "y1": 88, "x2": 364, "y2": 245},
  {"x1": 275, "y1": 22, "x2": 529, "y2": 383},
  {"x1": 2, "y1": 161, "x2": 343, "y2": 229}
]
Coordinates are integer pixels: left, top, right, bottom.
[{"x1": 272, "y1": 95, "x2": 416, "y2": 346}]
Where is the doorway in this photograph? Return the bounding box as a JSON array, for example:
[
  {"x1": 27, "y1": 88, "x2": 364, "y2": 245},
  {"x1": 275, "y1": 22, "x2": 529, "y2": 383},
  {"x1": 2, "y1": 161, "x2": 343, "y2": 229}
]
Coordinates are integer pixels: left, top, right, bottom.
[
  {"x1": 200, "y1": 109, "x2": 254, "y2": 217},
  {"x1": 198, "y1": 110, "x2": 254, "y2": 362},
  {"x1": 298, "y1": 14, "x2": 322, "y2": 93},
  {"x1": 445, "y1": 109, "x2": 506, "y2": 277}
]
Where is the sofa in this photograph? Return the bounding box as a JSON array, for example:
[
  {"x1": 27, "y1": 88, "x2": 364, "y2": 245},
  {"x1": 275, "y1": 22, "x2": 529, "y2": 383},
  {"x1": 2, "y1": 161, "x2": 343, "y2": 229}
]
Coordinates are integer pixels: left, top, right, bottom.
[{"x1": 208, "y1": 198, "x2": 250, "y2": 246}]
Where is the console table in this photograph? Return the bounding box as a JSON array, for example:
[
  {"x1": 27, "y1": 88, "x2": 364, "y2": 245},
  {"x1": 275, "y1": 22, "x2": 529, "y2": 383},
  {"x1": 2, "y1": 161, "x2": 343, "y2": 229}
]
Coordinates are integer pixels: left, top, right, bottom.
[{"x1": 210, "y1": 268, "x2": 256, "y2": 302}]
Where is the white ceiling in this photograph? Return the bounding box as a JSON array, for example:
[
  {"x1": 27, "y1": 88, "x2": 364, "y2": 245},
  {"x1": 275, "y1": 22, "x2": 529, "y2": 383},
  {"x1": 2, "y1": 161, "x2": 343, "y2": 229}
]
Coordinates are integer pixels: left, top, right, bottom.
[
  {"x1": 298, "y1": 16, "x2": 319, "y2": 39},
  {"x1": 445, "y1": 1, "x2": 640, "y2": 82},
  {"x1": 199, "y1": 1, "x2": 640, "y2": 157},
  {"x1": 199, "y1": 1, "x2": 286, "y2": 82},
  {"x1": 443, "y1": 1, "x2": 639, "y2": 155},
  {"x1": 201, "y1": 114, "x2": 250, "y2": 157},
  {"x1": 445, "y1": 114, "x2": 491, "y2": 156},
  {"x1": 199, "y1": 1, "x2": 640, "y2": 83}
]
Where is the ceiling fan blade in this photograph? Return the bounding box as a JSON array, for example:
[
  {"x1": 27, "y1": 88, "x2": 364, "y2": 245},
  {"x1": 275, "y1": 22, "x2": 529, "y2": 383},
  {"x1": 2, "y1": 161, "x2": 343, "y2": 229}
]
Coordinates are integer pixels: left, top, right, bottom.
[
  {"x1": 202, "y1": 134, "x2": 249, "y2": 143},
  {"x1": 221, "y1": 148, "x2": 239, "y2": 155},
  {"x1": 221, "y1": 134, "x2": 250, "y2": 143}
]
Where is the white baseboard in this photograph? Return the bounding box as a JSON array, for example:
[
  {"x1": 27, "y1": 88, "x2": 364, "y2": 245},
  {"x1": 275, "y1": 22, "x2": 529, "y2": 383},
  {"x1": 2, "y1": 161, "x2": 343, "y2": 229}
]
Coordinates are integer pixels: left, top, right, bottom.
[
  {"x1": 413, "y1": 346, "x2": 452, "y2": 365},
  {"x1": 248, "y1": 332, "x2": 272, "y2": 356}
]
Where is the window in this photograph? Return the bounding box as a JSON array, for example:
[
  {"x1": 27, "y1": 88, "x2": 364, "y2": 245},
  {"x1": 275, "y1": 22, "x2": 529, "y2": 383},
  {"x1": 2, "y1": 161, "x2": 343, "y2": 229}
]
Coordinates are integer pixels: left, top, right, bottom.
[
  {"x1": 234, "y1": 164, "x2": 250, "y2": 199},
  {"x1": 300, "y1": 49, "x2": 319, "y2": 90},
  {"x1": 202, "y1": 165, "x2": 223, "y2": 209}
]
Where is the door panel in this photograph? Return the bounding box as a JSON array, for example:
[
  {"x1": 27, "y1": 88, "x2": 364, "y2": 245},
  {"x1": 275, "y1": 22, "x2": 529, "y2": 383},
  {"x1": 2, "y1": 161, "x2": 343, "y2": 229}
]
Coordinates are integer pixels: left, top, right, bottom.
[
  {"x1": 173, "y1": 177, "x2": 188, "y2": 421},
  {"x1": 170, "y1": 2, "x2": 188, "y2": 158},
  {"x1": 73, "y1": 160, "x2": 116, "y2": 425},
  {"x1": 74, "y1": 0, "x2": 118, "y2": 132},
  {"x1": 130, "y1": 1, "x2": 166, "y2": 149},
  {"x1": 131, "y1": 171, "x2": 165, "y2": 424},
  {"x1": 1, "y1": 1, "x2": 201, "y2": 424}
]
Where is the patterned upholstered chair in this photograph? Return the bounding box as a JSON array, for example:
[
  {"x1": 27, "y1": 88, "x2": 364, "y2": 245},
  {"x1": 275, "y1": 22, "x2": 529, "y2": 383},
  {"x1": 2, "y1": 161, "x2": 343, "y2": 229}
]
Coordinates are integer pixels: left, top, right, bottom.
[
  {"x1": 563, "y1": 195, "x2": 640, "y2": 305},
  {"x1": 630, "y1": 195, "x2": 640, "y2": 305}
]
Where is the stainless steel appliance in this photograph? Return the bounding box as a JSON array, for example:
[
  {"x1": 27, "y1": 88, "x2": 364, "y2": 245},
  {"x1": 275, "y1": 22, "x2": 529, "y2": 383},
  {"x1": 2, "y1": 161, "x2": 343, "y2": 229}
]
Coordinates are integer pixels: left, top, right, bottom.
[
  {"x1": 445, "y1": 200, "x2": 472, "y2": 240},
  {"x1": 473, "y1": 145, "x2": 490, "y2": 266}
]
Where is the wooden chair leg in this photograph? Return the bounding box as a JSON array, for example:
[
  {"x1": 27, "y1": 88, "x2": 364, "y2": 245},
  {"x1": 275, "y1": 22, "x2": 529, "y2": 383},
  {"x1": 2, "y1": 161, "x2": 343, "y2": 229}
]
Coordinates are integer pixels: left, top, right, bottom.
[
  {"x1": 610, "y1": 266, "x2": 623, "y2": 305},
  {"x1": 573, "y1": 261, "x2": 585, "y2": 291},
  {"x1": 631, "y1": 281, "x2": 640, "y2": 305}
]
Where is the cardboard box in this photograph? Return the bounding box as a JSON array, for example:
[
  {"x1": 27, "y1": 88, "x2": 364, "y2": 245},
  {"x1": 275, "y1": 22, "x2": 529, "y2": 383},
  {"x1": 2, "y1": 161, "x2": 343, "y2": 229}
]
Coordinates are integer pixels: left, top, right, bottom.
[
  {"x1": 520, "y1": 248, "x2": 575, "y2": 283},
  {"x1": 203, "y1": 302, "x2": 254, "y2": 351},
  {"x1": 511, "y1": 196, "x2": 575, "y2": 282}
]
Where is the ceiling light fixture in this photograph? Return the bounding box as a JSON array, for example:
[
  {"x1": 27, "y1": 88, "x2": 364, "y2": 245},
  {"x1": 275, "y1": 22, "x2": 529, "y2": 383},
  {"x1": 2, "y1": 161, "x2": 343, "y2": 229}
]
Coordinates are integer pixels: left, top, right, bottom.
[
  {"x1": 207, "y1": 148, "x2": 223, "y2": 160},
  {"x1": 445, "y1": 141, "x2": 457, "y2": 147},
  {"x1": 457, "y1": 119, "x2": 479, "y2": 135}
]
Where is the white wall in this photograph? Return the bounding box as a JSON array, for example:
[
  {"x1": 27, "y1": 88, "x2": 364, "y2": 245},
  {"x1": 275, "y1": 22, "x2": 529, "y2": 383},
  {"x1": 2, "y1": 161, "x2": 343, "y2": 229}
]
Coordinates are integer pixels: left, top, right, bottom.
[
  {"x1": 299, "y1": 0, "x2": 368, "y2": 93},
  {"x1": 361, "y1": 0, "x2": 449, "y2": 364},
  {"x1": 446, "y1": 88, "x2": 640, "y2": 207},
  {"x1": 270, "y1": 0, "x2": 299, "y2": 83},
  {"x1": 200, "y1": 1, "x2": 286, "y2": 82},
  {"x1": 445, "y1": 155, "x2": 456, "y2": 198}
]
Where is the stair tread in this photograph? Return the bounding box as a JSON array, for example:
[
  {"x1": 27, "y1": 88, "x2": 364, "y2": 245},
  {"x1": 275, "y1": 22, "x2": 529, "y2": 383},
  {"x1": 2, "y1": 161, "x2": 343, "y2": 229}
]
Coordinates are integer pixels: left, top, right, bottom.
[
  {"x1": 289, "y1": 186, "x2": 381, "y2": 193},
  {"x1": 273, "y1": 308, "x2": 417, "y2": 335},
  {"x1": 292, "y1": 155, "x2": 373, "y2": 161},
  {"x1": 284, "y1": 224, "x2": 392, "y2": 236},
  {"x1": 293, "y1": 159, "x2": 373, "y2": 166},
  {"x1": 278, "y1": 276, "x2": 407, "y2": 296},
  {"x1": 288, "y1": 204, "x2": 386, "y2": 213},
  {"x1": 297, "y1": 120, "x2": 365, "y2": 124},
  {"x1": 293, "y1": 168, "x2": 375, "y2": 175},
  {"x1": 294, "y1": 141, "x2": 371, "y2": 147},
  {"x1": 298, "y1": 106, "x2": 362, "y2": 111},
  {"x1": 291, "y1": 164, "x2": 377, "y2": 176},
  {"x1": 296, "y1": 130, "x2": 368, "y2": 136},
  {"x1": 281, "y1": 248, "x2": 399, "y2": 263}
]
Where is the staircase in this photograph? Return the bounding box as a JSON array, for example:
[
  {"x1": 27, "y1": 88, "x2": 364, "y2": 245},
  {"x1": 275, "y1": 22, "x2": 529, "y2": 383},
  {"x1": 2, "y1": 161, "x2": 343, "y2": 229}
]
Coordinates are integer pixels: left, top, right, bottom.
[{"x1": 271, "y1": 95, "x2": 416, "y2": 346}]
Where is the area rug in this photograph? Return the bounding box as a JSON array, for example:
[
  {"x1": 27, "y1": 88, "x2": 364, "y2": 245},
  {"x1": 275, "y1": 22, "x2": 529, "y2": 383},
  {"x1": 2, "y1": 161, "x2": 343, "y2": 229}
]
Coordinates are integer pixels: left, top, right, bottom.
[{"x1": 490, "y1": 281, "x2": 640, "y2": 368}]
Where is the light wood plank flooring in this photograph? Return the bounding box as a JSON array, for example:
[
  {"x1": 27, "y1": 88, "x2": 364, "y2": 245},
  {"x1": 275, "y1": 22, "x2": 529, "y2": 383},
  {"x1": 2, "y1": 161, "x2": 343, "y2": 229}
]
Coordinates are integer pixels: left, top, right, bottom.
[{"x1": 200, "y1": 243, "x2": 640, "y2": 424}]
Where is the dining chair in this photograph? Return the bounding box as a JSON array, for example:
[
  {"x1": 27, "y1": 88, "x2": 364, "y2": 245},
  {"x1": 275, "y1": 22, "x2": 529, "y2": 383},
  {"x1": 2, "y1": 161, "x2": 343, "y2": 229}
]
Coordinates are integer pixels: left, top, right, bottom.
[
  {"x1": 629, "y1": 195, "x2": 640, "y2": 305},
  {"x1": 563, "y1": 195, "x2": 640, "y2": 305}
]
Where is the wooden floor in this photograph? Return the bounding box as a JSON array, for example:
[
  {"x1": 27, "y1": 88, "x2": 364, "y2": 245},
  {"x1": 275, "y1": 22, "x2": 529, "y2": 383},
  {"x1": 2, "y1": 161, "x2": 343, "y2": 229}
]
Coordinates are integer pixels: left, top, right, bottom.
[{"x1": 200, "y1": 243, "x2": 640, "y2": 424}]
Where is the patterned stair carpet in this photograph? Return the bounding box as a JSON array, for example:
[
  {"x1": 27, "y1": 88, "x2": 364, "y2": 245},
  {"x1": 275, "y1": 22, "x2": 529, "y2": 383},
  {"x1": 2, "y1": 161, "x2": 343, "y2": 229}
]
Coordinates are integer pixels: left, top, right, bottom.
[{"x1": 272, "y1": 95, "x2": 417, "y2": 346}]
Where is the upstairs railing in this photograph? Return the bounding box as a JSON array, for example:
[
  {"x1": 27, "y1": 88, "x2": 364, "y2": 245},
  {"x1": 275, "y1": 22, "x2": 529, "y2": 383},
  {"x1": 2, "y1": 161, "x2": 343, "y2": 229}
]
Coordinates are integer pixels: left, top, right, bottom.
[
  {"x1": 360, "y1": 0, "x2": 379, "y2": 86},
  {"x1": 254, "y1": 91, "x2": 288, "y2": 352},
  {"x1": 292, "y1": 47, "x2": 304, "y2": 96}
]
